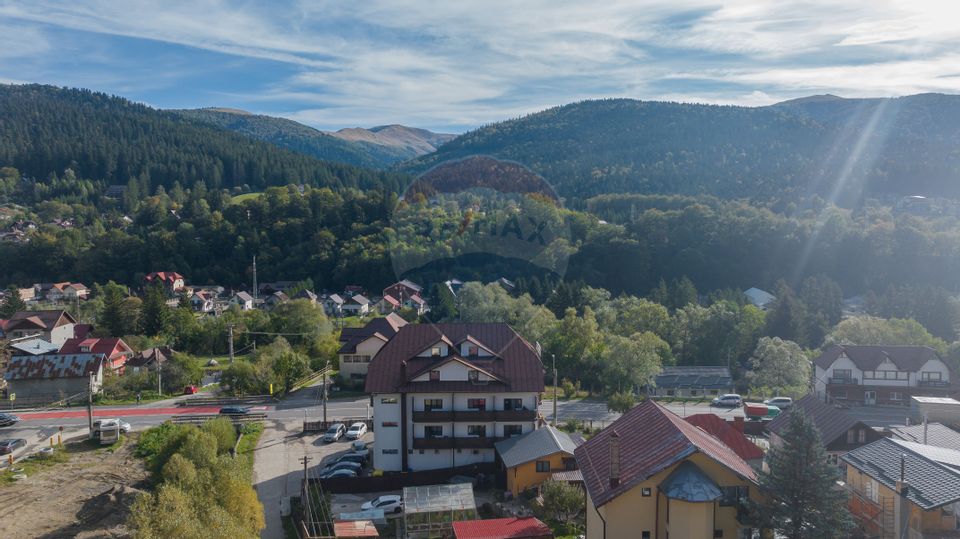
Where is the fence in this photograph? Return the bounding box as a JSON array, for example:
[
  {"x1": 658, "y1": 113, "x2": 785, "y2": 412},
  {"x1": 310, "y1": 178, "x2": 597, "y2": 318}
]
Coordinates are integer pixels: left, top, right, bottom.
[
  {"x1": 1, "y1": 391, "x2": 89, "y2": 411},
  {"x1": 311, "y1": 462, "x2": 498, "y2": 494},
  {"x1": 303, "y1": 418, "x2": 372, "y2": 433},
  {"x1": 171, "y1": 413, "x2": 267, "y2": 425}
]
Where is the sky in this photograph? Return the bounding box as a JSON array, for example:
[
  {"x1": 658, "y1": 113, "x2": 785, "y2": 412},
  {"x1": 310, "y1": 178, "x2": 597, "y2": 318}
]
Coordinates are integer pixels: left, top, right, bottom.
[{"x1": 1, "y1": 0, "x2": 959, "y2": 133}]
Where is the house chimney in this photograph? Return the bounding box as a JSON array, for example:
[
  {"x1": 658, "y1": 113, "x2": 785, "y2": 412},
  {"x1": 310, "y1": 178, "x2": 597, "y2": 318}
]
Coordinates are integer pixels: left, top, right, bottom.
[
  {"x1": 896, "y1": 454, "x2": 911, "y2": 536},
  {"x1": 923, "y1": 414, "x2": 928, "y2": 445},
  {"x1": 609, "y1": 430, "x2": 621, "y2": 488},
  {"x1": 733, "y1": 416, "x2": 745, "y2": 433}
]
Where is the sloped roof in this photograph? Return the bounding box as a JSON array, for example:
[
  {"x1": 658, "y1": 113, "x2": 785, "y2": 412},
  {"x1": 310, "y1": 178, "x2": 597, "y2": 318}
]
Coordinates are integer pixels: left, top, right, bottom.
[
  {"x1": 59, "y1": 337, "x2": 132, "y2": 358},
  {"x1": 660, "y1": 461, "x2": 723, "y2": 502},
  {"x1": 126, "y1": 346, "x2": 174, "y2": 368},
  {"x1": 348, "y1": 294, "x2": 370, "y2": 306},
  {"x1": 397, "y1": 279, "x2": 422, "y2": 292},
  {"x1": 145, "y1": 271, "x2": 184, "y2": 283},
  {"x1": 4, "y1": 354, "x2": 106, "y2": 380},
  {"x1": 685, "y1": 414, "x2": 764, "y2": 461},
  {"x1": 814, "y1": 344, "x2": 944, "y2": 372},
  {"x1": 338, "y1": 314, "x2": 409, "y2": 354},
  {"x1": 744, "y1": 287, "x2": 775, "y2": 307},
  {"x1": 842, "y1": 437, "x2": 960, "y2": 510},
  {"x1": 887, "y1": 423, "x2": 960, "y2": 452},
  {"x1": 234, "y1": 291, "x2": 254, "y2": 302},
  {"x1": 575, "y1": 400, "x2": 756, "y2": 508},
  {"x1": 10, "y1": 338, "x2": 60, "y2": 356},
  {"x1": 6, "y1": 310, "x2": 76, "y2": 331},
  {"x1": 382, "y1": 294, "x2": 400, "y2": 307},
  {"x1": 327, "y1": 293, "x2": 345, "y2": 304},
  {"x1": 767, "y1": 394, "x2": 866, "y2": 446},
  {"x1": 452, "y1": 517, "x2": 552, "y2": 539},
  {"x1": 495, "y1": 425, "x2": 580, "y2": 468},
  {"x1": 365, "y1": 323, "x2": 544, "y2": 394},
  {"x1": 655, "y1": 366, "x2": 732, "y2": 389}
]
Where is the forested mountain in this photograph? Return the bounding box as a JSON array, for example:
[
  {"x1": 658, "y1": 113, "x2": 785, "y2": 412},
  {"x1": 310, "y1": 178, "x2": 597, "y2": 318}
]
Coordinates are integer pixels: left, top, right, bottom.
[
  {"x1": 0, "y1": 85, "x2": 408, "y2": 193},
  {"x1": 174, "y1": 108, "x2": 451, "y2": 169},
  {"x1": 404, "y1": 95, "x2": 960, "y2": 205}
]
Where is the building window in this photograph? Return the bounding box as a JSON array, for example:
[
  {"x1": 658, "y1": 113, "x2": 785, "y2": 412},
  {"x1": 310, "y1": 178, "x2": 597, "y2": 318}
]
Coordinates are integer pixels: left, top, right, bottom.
[
  {"x1": 424, "y1": 398, "x2": 443, "y2": 411},
  {"x1": 468, "y1": 345, "x2": 479, "y2": 356},
  {"x1": 858, "y1": 429, "x2": 866, "y2": 443},
  {"x1": 468, "y1": 425, "x2": 486, "y2": 437},
  {"x1": 714, "y1": 530, "x2": 723, "y2": 538},
  {"x1": 833, "y1": 369, "x2": 852, "y2": 380},
  {"x1": 468, "y1": 370, "x2": 479, "y2": 382},
  {"x1": 922, "y1": 371, "x2": 943, "y2": 381},
  {"x1": 536, "y1": 461, "x2": 551, "y2": 473},
  {"x1": 642, "y1": 488, "x2": 652, "y2": 497},
  {"x1": 431, "y1": 347, "x2": 441, "y2": 357},
  {"x1": 833, "y1": 390, "x2": 848, "y2": 400},
  {"x1": 504, "y1": 425, "x2": 523, "y2": 437},
  {"x1": 666, "y1": 389, "x2": 675, "y2": 397},
  {"x1": 847, "y1": 430, "x2": 855, "y2": 444},
  {"x1": 467, "y1": 398, "x2": 486, "y2": 410},
  {"x1": 503, "y1": 398, "x2": 523, "y2": 411},
  {"x1": 381, "y1": 397, "x2": 398, "y2": 404},
  {"x1": 720, "y1": 486, "x2": 748, "y2": 506},
  {"x1": 890, "y1": 392, "x2": 902, "y2": 401},
  {"x1": 642, "y1": 533, "x2": 650, "y2": 539},
  {"x1": 382, "y1": 421, "x2": 398, "y2": 427},
  {"x1": 430, "y1": 370, "x2": 440, "y2": 381},
  {"x1": 382, "y1": 449, "x2": 398, "y2": 455},
  {"x1": 424, "y1": 426, "x2": 443, "y2": 438}
]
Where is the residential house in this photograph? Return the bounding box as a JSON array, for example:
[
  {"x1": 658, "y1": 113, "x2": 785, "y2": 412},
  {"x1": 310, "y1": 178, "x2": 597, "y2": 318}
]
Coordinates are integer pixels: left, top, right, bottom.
[
  {"x1": 293, "y1": 289, "x2": 318, "y2": 304},
  {"x1": 843, "y1": 437, "x2": 960, "y2": 539},
  {"x1": 59, "y1": 337, "x2": 134, "y2": 372},
  {"x1": 64, "y1": 283, "x2": 89, "y2": 301},
  {"x1": 323, "y1": 293, "x2": 345, "y2": 317},
  {"x1": 144, "y1": 271, "x2": 185, "y2": 294},
  {"x1": 126, "y1": 346, "x2": 174, "y2": 373},
  {"x1": 494, "y1": 425, "x2": 582, "y2": 496},
  {"x1": 452, "y1": 517, "x2": 553, "y2": 539},
  {"x1": 743, "y1": 287, "x2": 775, "y2": 309},
  {"x1": 344, "y1": 285, "x2": 365, "y2": 296},
  {"x1": 366, "y1": 323, "x2": 544, "y2": 472},
  {"x1": 4, "y1": 310, "x2": 77, "y2": 346},
  {"x1": 9, "y1": 338, "x2": 60, "y2": 356},
  {"x1": 383, "y1": 279, "x2": 423, "y2": 305},
  {"x1": 259, "y1": 281, "x2": 297, "y2": 296},
  {"x1": 231, "y1": 291, "x2": 255, "y2": 311},
  {"x1": 380, "y1": 294, "x2": 401, "y2": 313},
  {"x1": 767, "y1": 394, "x2": 884, "y2": 466},
  {"x1": 190, "y1": 291, "x2": 215, "y2": 313},
  {"x1": 264, "y1": 291, "x2": 289, "y2": 309},
  {"x1": 39, "y1": 282, "x2": 71, "y2": 303},
  {"x1": 813, "y1": 344, "x2": 955, "y2": 405},
  {"x1": 341, "y1": 294, "x2": 371, "y2": 317},
  {"x1": 650, "y1": 366, "x2": 733, "y2": 398},
  {"x1": 496, "y1": 277, "x2": 516, "y2": 292},
  {"x1": 685, "y1": 414, "x2": 765, "y2": 470},
  {"x1": 575, "y1": 400, "x2": 763, "y2": 539},
  {"x1": 885, "y1": 422, "x2": 960, "y2": 451},
  {"x1": 4, "y1": 353, "x2": 107, "y2": 400},
  {"x1": 337, "y1": 314, "x2": 408, "y2": 386}
]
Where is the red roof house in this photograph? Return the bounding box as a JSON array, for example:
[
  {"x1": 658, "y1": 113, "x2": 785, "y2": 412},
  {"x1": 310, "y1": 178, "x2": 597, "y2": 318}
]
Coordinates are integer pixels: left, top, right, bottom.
[
  {"x1": 144, "y1": 271, "x2": 185, "y2": 292},
  {"x1": 684, "y1": 413, "x2": 764, "y2": 464},
  {"x1": 59, "y1": 337, "x2": 134, "y2": 371},
  {"x1": 453, "y1": 517, "x2": 553, "y2": 539}
]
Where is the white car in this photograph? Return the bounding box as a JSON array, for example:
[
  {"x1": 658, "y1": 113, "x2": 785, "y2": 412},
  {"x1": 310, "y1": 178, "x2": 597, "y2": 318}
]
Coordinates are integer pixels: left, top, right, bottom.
[
  {"x1": 711, "y1": 394, "x2": 743, "y2": 408},
  {"x1": 362, "y1": 494, "x2": 403, "y2": 514},
  {"x1": 93, "y1": 418, "x2": 132, "y2": 433},
  {"x1": 345, "y1": 422, "x2": 367, "y2": 440},
  {"x1": 322, "y1": 423, "x2": 346, "y2": 443},
  {"x1": 764, "y1": 397, "x2": 793, "y2": 410}
]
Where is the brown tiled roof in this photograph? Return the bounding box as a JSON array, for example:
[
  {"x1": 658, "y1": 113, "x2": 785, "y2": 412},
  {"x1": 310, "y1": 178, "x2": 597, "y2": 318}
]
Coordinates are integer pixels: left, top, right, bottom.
[
  {"x1": 814, "y1": 344, "x2": 944, "y2": 372},
  {"x1": 574, "y1": 400, "x2": 757, "y2": 508},
  {"x1": 126, "y1": 346, "x2": 174, "y2": 368},
  {"x1": 766, "y1": 394, "x2": 866, "y2": 446},
  {"x1": 6, "y1": 310, "x2": 76, "y2": 331},
  {"x1": 365, "y1": 323, "x2": 544, "y2": 394},
  {"x1": 338, "y1": 315, "x2": 408, "y2": 354},
  {"x1": 4, "y1": 353, "x2": 106, "y2": 380},
  {"x1": 685, "y1": 413, "x2": 764, "y2": 461}
]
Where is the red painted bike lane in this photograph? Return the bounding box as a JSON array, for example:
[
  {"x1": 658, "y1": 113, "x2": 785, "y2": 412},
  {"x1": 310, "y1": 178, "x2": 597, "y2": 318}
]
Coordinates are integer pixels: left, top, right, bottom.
[{"x1": 16, "y1": 406, "x2": 259, "y2": 420}]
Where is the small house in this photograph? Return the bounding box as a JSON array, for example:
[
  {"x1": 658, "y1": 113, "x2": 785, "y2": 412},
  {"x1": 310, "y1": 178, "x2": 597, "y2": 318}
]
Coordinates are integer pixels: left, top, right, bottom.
[{"x1": 494, "y1": 425, "x2": 582, "y2": 496}]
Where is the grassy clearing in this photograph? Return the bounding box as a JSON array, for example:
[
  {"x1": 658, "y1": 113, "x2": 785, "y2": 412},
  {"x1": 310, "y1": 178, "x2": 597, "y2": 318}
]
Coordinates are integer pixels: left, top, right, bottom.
[
  {"x1": 230, "y1": 192, "x2": 263, "y2": 204},
  {"x1": 0, "y1": 445, "x2": 70, "y2": 486}
]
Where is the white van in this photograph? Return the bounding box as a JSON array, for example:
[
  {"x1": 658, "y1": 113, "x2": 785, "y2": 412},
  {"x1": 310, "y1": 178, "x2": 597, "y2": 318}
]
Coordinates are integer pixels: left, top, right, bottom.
[{"x1": 95, "y1": 419, "x2": 121, "y2": 445}]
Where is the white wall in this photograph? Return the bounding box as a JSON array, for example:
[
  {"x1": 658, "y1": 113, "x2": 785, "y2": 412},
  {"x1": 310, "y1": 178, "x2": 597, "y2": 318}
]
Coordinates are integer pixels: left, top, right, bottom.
[
  {"x1": 416, "y1": 342, "x2": 449, "y2": 357},
  {"x1": 915, "y1": 358, "x2": 951, "y2": 384},
  {"x1": 49, "y1": 323, "x2": 75, "y2": 346},
  {"x1": 372, "y1": 393, "x2": 402, "y2": 471}
]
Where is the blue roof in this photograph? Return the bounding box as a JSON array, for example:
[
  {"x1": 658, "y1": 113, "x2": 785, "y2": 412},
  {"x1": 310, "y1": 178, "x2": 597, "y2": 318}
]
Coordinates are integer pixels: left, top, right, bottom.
[{"x1": 659, "y1": 461, "x2": 722, "y2": 502}]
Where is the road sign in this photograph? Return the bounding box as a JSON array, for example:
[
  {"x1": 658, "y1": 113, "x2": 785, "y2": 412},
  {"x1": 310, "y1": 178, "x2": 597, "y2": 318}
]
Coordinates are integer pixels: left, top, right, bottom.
[{"x1": 8, "y1": 393, "x2": 14, "y2": 401}]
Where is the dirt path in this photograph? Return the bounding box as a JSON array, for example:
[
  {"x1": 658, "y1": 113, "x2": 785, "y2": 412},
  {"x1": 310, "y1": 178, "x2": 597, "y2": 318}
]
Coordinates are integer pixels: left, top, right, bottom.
[{"x1": 0, "y1": 437, "x2": 149, "y2": 539}]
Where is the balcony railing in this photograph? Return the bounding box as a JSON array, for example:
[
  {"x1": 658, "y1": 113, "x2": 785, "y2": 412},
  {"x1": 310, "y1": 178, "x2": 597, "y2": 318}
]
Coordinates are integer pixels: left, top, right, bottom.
[
  {"x1": 411, "y1": 409, "x2": 537, "y2": 423},
  {"x1": 919, "y1": 380, "x2": 951, "y2": 388},
  {"x1": 412, "y1": 436, "x2": 503, "y2": 450},
  {"x1": 829, "y1": 377, "x2": 859, "y2": 385}
]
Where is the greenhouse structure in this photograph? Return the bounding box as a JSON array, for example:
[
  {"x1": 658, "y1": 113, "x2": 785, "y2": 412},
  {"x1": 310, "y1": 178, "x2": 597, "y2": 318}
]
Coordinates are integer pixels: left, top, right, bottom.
[{"x1": 402, "y1": 483, "x2": 477, "y2": 538}]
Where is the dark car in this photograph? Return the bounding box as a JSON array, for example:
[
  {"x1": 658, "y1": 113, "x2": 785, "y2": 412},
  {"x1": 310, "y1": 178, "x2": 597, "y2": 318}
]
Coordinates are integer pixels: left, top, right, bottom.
[
  {"x1": 0, "y1": 438, "x2": 26, "y2": 455},
  {"x1": 0, "y1": 413, "x2": 21, "y2": 427},
  {"x1": 336, "y1": 453, "x2": 368, "y2": 465},
  {"x1": 218, "y1": 406, "x2": 250, "y2": 415}
]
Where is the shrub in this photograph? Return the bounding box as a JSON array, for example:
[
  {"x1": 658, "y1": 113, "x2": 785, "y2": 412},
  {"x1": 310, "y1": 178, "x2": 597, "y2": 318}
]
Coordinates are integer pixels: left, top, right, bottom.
[
  {"x1": 136, "y1": 422, "x2": 192, "y2": 472},
  {"x1": 202, "y1": 418, "x2": 238, "y2": 455}
]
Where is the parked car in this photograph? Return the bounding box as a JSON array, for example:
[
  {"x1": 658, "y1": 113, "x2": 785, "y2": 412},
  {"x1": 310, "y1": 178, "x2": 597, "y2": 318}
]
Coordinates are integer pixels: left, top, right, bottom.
[
  {"x1": 362, "y1": 494, "x2": 403, "y2": 514},
  {"x1": 219, "y1": 406, "x2": 250, "y2": 415},
  {"x1": 711, "y1": 394, "x2": 743, "y2": 407},
  {"x1": 322, "y1": 423, "x2": 346, "y2": 443},
  {"x1": 319, "y1": 468, "x2": 357, "y2": 479},
  {"x1": 345, "y1": 422, "x2": 367, "y2": 440},
  {"x1": 322, "y1": 460, "x2": 362, "y2": 474},
  {"x1": 0, "y1": 413, "x2": 21, "y2": 427},
  {"x1": 0, "y1": 438, "x2": 26, "y2": 455},
  {"x1": 93, "y1": 419, "x2": 132, "y2": 433},
  {"x1": 764, "y1": 397, "x2": 793, "y2": 410},
  {"x1": 183, "y1": 385, "x2": 199, "y2": 395},
  {"x1": 336, "y1": 453, "x2": 368, "y2": 465}
]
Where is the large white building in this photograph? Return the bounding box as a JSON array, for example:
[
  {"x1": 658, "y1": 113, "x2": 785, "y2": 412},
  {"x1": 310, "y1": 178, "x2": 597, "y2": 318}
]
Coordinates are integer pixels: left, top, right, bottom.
[{"x1": 366, "y1": 323, "x2": 544, "y2": 472}]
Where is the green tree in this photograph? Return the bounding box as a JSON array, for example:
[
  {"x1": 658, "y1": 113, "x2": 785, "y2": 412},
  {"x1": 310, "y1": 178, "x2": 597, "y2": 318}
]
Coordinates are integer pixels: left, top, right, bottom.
[
  {"x1": 751, "y1": 411, "x2": 853, "y2": 538},
  {"x1": 221, "y1": 361, "x2": 258, "y2": 395},
  {"x1": 98, "y1": 281, "x2": 141, "y2": 337},
  {"x1": 427, "y1": 282, "x2": 458, "y2": 321},
  {"x1": 765, "y1": 281, "x2": 808, "y2": 346},
  {"x1": 747, "y1": 337, "x2": 810, "y2": 394},
  {"x1": 537, "y1": 479, "x2": 585, "y2": 533},
  {"x1": 0, "y1": 285, "x2": 26, "y2": 317},
  {"x1": 606, "y1": 391, "x2": 636, "y2": 413},
  {"x1": 601, "y1": 332, "x2": 667, "y2": 393},
  {"x1": 141, "y1": 282, "x2": 171, "y2": 336},
  {"x1": 545, "y1": 307, "x2": 604, "y2": 390},
  {"x1": 824, "y1": 316, "x2": 946, "y2": 351}
]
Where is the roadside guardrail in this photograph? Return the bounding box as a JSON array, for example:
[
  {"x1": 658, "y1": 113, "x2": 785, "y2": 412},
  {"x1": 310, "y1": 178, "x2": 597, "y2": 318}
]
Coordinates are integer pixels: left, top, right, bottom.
[{"x1": 171, "y1": 413, "x2": 268, "y2": 425}]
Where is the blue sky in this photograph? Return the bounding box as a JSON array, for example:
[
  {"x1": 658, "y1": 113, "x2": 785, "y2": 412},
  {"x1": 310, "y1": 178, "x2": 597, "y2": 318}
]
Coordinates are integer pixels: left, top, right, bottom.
[{"x1": 1, "y1": 0, "x2": 959, "y2": 133}]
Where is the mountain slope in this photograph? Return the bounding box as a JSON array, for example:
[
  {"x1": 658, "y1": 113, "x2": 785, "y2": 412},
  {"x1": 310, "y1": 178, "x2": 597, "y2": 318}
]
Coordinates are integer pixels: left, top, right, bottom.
[
  {"x1": 404, "y1": 95, "x2": 960, "y2": 204},
  {"x1": 175, "y1": 108, "x2": 453, "y2": 168},
  {"x1": 0, "y1": 84, "x2": 406, "y2": 192}
]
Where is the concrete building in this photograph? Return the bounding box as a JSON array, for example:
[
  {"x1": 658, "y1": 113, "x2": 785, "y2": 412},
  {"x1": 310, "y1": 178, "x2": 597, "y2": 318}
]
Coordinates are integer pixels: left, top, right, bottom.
[
  {"x1": 337, "y1": 314, "x2": 407, "y2": 387},
  {"x1": 814, "y1": 345, "x2": 955, "y2": 405},
  {"x1": 366, "y1": 323, "x2": 544, "y2": 472},
  {"x1": 4, "y1": 353, "x2": 106, "y2": 401},
  {"x1": 4, "y1": 310, "x2": 77, "y2": 346}
]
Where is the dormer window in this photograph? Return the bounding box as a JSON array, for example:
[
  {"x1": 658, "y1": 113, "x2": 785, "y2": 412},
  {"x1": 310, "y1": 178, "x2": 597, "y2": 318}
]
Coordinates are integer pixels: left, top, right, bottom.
[
  {"x1": 468, "y1": 346, "x2": 479, "y2": 356},
  {"x1": 468, "y1": 370, "x2": 479, "y2": 382},
  {"x1": 430, "y1": 370, "x2": 440, "y2": 381},
  {"x1": 431, "y1": 347, "x2": 441, "y2": 357}
]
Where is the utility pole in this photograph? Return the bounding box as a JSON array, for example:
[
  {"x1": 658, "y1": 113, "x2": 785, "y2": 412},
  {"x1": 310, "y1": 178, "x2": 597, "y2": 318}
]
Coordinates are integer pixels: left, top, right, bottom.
[
  {"x1": 87, "y1": 372, "x2": 94, "y2": 438},
  {"x1": 157, "y1": 362, "x2": 162, "y2": 396},
  {"x1": 252, "y1": 256, "x2": 258, "y2": 300},
  {"x1": 322, "y1": 358, "x2": 328, "y2": 425},
  {"x1": 227, "y1": 324, "x2": 235, "y2": 364},
  {"x1": 552, "y1": 354, "x2": 558, "y2": 426}
]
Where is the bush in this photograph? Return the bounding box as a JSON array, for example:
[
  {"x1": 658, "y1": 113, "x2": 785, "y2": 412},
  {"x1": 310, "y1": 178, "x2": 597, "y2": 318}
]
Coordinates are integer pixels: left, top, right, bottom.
[
  {"x1": 136, "y1": 422, "x2": 192, "y2": 472},
  {"x1": 202, "y1": 418, "x2": 238, "y2": 455}
]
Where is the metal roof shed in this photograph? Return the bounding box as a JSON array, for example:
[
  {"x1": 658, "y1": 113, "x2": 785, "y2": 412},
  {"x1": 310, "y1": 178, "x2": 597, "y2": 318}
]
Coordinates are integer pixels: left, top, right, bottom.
[{"x1": 402, "y1": 483, "x2": 477, "y2": 538}]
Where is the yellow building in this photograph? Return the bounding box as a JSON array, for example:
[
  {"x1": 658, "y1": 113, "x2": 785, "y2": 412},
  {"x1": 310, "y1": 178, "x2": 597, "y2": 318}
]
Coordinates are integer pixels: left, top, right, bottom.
[
  {"x1": 842, "y1": 437, "x2": 960, "y2": 539},
  {"x1": 495, "y1": 425, "x2": 582, "y2": 496},
  {"x1": 574, "y1": 400, "x2": 763, "y2": 539}
]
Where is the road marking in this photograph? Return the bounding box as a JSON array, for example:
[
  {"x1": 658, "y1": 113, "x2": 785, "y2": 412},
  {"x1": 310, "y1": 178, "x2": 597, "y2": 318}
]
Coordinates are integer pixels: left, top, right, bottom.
[{"x1": 17, "y1": 406, "x2": 223, "y2": 420}]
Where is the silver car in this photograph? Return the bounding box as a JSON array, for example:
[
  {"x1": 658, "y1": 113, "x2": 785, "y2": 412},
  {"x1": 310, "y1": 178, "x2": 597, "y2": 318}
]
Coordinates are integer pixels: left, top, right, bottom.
[{"x1": 322, "y1": 423, "x2": 346, "y2": 443}]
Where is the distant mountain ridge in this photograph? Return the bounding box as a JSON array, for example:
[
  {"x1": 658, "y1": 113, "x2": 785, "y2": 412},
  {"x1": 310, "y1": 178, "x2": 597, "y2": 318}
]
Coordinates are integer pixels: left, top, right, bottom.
[
  {"x1": 405, "y1": 93, "x2": 960, "y2": 205},
  {"x1": 175, "y1": 108, "x2": 453, "y2": 169}
]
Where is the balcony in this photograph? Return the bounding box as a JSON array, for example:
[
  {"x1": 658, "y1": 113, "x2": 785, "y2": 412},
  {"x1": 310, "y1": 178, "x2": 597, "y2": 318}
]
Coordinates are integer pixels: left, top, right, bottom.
[
  {"x1": 412, "y1": 436, "x2": 503, "y2": 450},
  {"x1": 411, "y1": 409, "x2": 536, "y2": 423},
  {"x1": 919, "y1": 380, "x2": 951, "y2": 388},
  {"x1": 829, "y1": 377, "x2": 859, "y2": 385}
]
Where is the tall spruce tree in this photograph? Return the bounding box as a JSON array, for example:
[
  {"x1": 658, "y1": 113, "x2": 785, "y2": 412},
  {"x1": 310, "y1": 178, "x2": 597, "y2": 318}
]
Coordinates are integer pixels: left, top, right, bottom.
[
  {"x1": 0, "y1": 285, "x2": 26, "y2": 318},
  {"x1": 752, "y1": 410, "x2": 854, "y2": 539},
  {"x1": 141, "y1": 282, "x2": 171, "y2": 336}
]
